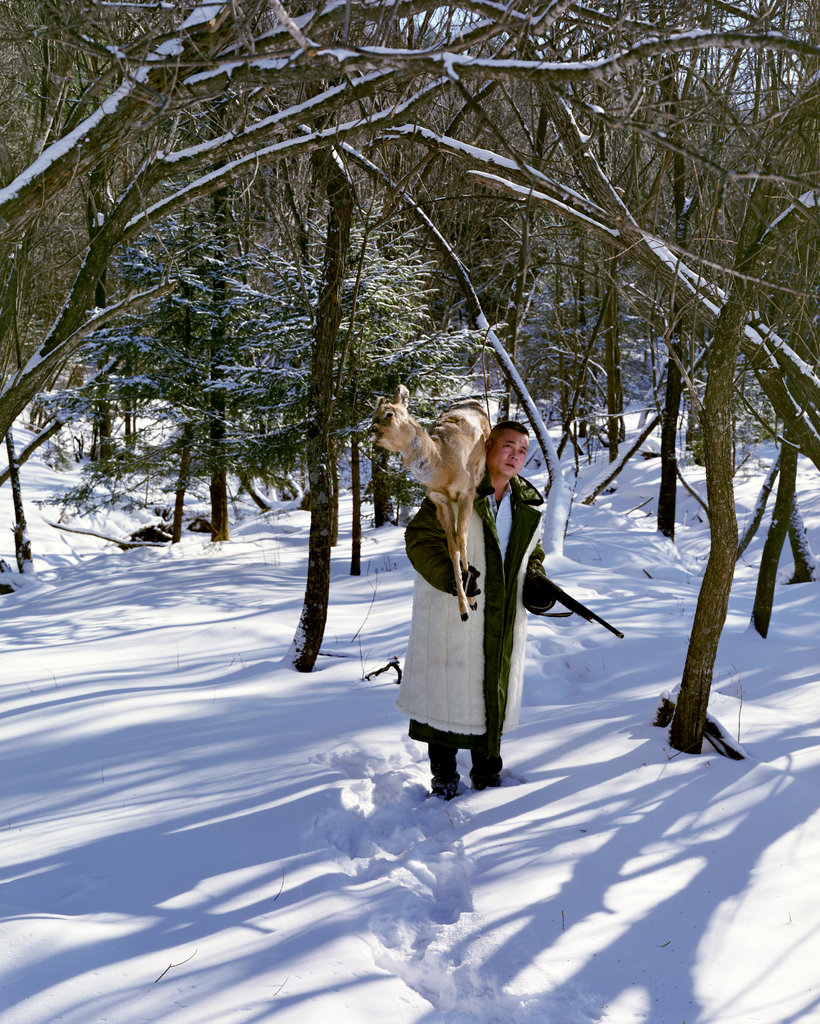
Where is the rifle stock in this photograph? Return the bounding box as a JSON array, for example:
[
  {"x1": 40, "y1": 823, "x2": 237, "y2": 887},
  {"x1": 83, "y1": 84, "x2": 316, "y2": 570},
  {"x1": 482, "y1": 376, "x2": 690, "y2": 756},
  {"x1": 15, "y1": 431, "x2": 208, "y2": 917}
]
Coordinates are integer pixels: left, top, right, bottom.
[{"x1": 541, "y1": 578, "x2": 624, "y2": 638}]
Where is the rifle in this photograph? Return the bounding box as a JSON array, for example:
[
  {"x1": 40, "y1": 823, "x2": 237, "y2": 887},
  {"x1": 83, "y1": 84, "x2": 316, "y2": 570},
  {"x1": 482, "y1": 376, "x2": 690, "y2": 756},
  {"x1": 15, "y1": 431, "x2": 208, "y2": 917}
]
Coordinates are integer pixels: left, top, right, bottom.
[{"x1": 531, "y1": 576, "x2": 624, "y2": 639}]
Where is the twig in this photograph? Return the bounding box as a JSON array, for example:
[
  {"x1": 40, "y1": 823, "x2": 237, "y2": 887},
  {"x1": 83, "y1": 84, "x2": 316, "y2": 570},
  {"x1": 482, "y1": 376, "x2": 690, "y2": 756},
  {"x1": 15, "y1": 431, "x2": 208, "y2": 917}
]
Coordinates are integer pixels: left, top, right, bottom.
[
  {"x1": 154, "y1": 948, "x2": 198, "y2": 983},
  {"x1": 351, "y1": 579, "x2": 379, "y2": 644},
  {"x1": 624, "y1": 496, "x2": 653, "y2": 515},
  {"x1": 363, "y1": 658, "x2": 402, "y2": 684}
]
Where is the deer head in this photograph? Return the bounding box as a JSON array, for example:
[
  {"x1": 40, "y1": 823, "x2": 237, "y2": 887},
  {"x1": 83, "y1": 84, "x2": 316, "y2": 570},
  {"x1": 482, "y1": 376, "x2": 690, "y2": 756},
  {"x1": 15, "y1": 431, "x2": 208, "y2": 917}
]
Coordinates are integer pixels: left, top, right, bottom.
[{"x1": 369, "y1": 384, "x2": 413, "y2": 452}]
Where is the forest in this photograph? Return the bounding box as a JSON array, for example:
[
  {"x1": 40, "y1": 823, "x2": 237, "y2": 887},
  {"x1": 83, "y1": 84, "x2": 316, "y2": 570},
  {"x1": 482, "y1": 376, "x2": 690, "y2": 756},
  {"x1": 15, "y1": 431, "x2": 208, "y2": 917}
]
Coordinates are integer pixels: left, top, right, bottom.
[{"x1": 1, "y1": 0, "x2": 819, "y2": 761}]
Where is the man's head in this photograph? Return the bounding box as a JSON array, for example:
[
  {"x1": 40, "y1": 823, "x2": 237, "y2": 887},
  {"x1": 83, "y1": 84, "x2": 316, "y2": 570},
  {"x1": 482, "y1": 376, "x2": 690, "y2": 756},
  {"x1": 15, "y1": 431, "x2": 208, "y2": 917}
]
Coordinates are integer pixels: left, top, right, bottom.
[{"x1": 485, "y1": 421, "x2": 529, "y2": 489}]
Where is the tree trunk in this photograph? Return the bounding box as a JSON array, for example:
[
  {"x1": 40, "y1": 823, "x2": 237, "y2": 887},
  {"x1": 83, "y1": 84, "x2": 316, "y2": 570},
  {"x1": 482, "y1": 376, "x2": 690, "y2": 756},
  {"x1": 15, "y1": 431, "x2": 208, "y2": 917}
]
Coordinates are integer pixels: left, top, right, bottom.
[
  {"x1": 669, "y1": 168, "x2": 774, "y2": 755},
  {"x1": 371, "y1": 447, "x2": 394, "y2": 527},
  {"x1": 329, "y1": 440, "x2": 339, "y2": 548},
  {"x1": 5, "y1": 428, "x2": 33, "y2": 573},
  {"x1": 499, "y1": 205, "x2": 531, "y2": 420},
  {"x1": 350, "y1": 432, "x2": 361, "y2": 576},
  {"x1": 750, "y1": 434, "x2": 798, "y2": 636},
  {"x1": 657, "y1": 104, "x2": 695, "y2": 538},
  {"x1": 0, "y1": 417, "x2": 64, "y2": 488},
  {"x1": 292, "y1": 146, "x2": 352, "y2": 672},
  {"x1": 788, "y1": 494, "x2": 818, "y2": 583},
  {"x1": 172, "y1": 431, "x2": 193, "y2": 544},
  {"x1": 657, "y1": 344, "x2": 684, "y2": 538},
  {"x1": 93, "y1": 396, "x2": 114, "y2": 463},
  {"x1": 209, "y1": 187, "x2": 230, "y2": 543},
  {"x1": 603, "y1": 271, "x2": 623, "y2": 462},
  {"x1": 736, "y1": 453, "x2": 780, "y2": 560},
  {"x1": 669, "y1": 289, "x2": 747, "y2": 754}
]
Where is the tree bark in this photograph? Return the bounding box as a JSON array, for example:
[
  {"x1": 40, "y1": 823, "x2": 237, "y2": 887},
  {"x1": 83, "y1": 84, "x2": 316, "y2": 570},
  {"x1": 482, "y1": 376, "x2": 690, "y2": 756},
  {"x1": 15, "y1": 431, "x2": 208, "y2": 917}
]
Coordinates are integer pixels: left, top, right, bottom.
[
  {"x1": 350, "y1": 432, "x2": 361, "y2": 576},
  {"x1": 499, "y1": 205, "x2": 531, "y2": 420},
  {"x1": 371, "y1": 447, "x2": 394, "y2": 527},
  {"x1": 669, "y1": 286, "x2": 748, "y2": 754},
  {"x1": 751, "y1": 434, "x2": 798, "y2": 636},
  {"x1": 788, "y1": 494, "x2": 818, "y2": 583},
  {"x1": 209, "y1": 187, "x2": 231, "y2": 543},
  {"x1": 172, "y1": 427, "x2": 193, "y2": 545},
  {"x1": 5, "y1": 428, "x2": 33, "y2": 574},
  {"x1": 736, "y1": 453, "x2": 780, "y2": 560},
  {"x1": 0, "y1": 417, "x2": 64, "y2": 488},
  {"x1": 657, "y1": 92, "x2": 696, "y2": 538},
  {"x1": 292, "y1": 146, "x2": 352, "y2": 672},
  {"x1": 602, "y1": 268, "x2": 623, "y2": 462},
  {"x1": 669, "y1": 178, "x2": 769, "y2": 753},
  {"x1": 657, "y1": 344, "x2": 684, "y2": 538}
]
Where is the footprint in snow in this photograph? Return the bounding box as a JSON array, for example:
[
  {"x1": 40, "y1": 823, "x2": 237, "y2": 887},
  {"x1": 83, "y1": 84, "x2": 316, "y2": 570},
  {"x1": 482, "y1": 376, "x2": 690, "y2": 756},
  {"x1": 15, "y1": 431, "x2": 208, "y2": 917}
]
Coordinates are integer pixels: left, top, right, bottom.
[{"x1": 310, "y1": 740, "x2": 476, "y2": 975}]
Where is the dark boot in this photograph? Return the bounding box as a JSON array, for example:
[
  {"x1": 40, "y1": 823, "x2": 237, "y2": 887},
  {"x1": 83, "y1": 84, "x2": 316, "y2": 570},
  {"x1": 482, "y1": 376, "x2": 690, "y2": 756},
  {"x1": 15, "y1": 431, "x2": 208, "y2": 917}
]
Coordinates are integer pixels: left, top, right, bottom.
[
  {"x1": 428, "y1": 742, "x2": 459, "y2": 800},
  {"x1": 470, "y1": 750, "x2": 503, "y2": 790}
]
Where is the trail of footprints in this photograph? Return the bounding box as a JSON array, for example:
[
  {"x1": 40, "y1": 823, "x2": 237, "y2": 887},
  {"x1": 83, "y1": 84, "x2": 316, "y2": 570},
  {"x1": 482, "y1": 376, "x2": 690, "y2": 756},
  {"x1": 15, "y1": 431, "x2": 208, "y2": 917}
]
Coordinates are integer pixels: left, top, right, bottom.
[{"x1": 311, "y1": 739, "x2": 479, "y2": 1009}]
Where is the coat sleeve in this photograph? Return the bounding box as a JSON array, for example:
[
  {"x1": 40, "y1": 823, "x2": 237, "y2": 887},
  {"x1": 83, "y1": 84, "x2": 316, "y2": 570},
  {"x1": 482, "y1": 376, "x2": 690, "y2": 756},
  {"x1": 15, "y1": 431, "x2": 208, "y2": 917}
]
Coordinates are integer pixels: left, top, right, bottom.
[{"x1": 404, "y1": 498, "x2": 459, "y2": 594}]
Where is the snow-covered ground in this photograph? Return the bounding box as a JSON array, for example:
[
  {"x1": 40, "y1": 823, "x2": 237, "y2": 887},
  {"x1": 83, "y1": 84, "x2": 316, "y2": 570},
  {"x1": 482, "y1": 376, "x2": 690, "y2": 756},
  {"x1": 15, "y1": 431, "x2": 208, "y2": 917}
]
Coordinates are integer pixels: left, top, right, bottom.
[{"x1": 3, "y1": 422, "x2": 820, "y2": 1024}]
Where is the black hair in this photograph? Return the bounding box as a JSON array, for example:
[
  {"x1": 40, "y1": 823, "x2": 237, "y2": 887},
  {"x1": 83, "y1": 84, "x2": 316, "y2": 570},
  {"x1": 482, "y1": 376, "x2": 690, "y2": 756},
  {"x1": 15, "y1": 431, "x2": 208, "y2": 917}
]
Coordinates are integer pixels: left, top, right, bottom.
[{"x1": 490, "y1": 420, "x2": 529, "y2": 440}]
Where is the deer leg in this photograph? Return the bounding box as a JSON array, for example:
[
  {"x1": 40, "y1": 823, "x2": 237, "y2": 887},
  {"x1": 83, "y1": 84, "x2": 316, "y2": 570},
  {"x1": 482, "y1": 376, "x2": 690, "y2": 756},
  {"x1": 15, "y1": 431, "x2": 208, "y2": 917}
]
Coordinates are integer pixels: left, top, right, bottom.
[
  {"x1": 454, "y1": 490, "x2": 477, "y2": 611},
  {"x1": 430, "y1": 493, "x2": 470, "y2": 621}
]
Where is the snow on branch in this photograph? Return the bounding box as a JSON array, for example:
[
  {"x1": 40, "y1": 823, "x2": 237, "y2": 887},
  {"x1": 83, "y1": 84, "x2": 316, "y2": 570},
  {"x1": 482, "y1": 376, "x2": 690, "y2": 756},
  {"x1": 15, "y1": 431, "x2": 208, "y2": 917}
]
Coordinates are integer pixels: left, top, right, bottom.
[
  {"x1": 761, "y1": 188, "x2": 820, "y2": 245},
  {"x1": 1, "y1": 283, "x2": 176, "y2": 406},
  {"x1": 282, "y1": 29, "x2": 820, "y2": 87},
  {"x1": 467, "y1": 170, "x2": 620, "y2": 239},
  {"x1": 0, "y1": 2, "x2": 236, "y2": 243},
  {"x1": 162, "y1": 70, "x2": 393, "y2": 165},
  {"x1": 386, "y1": 123, "x2": 609, "y2": 217},
  {"x1": 126, "y1": 77, "x2": 449, "y2": 237}
]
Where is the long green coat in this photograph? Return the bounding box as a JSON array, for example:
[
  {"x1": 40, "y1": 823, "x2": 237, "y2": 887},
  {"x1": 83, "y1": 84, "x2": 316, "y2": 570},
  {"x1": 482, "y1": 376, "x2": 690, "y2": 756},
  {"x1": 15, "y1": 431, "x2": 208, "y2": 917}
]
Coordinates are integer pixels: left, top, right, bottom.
[{"x1": 397, "y1": 471, "x2": 545, "y2": 756}]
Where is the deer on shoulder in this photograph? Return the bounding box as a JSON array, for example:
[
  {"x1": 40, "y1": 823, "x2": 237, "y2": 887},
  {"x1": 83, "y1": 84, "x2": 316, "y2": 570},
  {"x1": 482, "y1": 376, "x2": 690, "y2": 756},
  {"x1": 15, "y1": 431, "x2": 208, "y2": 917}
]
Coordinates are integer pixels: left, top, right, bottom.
[{"x1": 370, "y1": 384, "x2": 491, "y2": 621}]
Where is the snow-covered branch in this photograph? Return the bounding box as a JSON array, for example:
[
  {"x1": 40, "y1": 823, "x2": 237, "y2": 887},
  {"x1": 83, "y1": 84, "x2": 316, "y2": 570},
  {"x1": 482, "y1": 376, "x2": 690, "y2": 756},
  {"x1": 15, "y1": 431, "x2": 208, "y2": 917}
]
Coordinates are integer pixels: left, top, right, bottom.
[
  {"x1": 125, "y1": 77, "x2": 450, "y2": 238},
  {"x1": 249, "y1": 29, "x2": 820, "y2": 87},
  {"x1": 0, "y1": 2, "x2": 237, "y2": 245},
  {"x1": 0, "y1": 283, "x2": 176, "y2": 439}
]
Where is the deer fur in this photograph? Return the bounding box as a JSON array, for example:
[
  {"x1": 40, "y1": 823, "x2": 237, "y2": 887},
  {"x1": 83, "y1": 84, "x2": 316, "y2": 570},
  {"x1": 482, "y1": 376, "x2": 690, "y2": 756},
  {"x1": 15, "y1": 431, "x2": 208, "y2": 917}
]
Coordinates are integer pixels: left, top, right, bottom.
[{"x1": 370, "y1": 384, "x2": 491, "y2": 621}]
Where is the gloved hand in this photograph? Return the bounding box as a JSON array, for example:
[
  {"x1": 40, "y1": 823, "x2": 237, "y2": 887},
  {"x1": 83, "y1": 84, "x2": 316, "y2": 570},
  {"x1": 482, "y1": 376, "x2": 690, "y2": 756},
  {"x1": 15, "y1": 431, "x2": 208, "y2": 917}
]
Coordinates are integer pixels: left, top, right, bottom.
[
  {"x1": 448, "y1": 564, "x2": 481, "y2": 598},
  {"x1": 522, "y1": 573, "x2": 558, "y2": 614},
  {"x1": 462, "y1": 564, "x2": 481, "y2": 598}
]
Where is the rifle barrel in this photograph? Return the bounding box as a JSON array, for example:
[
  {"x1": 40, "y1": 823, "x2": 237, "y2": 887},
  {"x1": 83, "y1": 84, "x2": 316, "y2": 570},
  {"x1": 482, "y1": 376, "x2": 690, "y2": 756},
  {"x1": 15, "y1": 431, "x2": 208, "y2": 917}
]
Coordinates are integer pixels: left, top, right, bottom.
[{"x1": 548, "y1": 581, "x2": 624, "y2": 638}]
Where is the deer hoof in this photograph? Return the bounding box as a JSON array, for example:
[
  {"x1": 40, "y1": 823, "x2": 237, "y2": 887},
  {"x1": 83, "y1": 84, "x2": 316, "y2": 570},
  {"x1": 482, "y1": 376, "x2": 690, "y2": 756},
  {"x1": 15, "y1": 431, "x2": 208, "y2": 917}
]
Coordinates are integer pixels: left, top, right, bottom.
[{"x1": 461, "y1": 611, "x2": 469, "y2": 622}]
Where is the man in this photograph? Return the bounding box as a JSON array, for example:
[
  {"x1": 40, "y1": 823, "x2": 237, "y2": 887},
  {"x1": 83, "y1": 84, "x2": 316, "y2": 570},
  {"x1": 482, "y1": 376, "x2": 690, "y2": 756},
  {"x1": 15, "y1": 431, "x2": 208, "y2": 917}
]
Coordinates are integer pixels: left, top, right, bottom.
[{"x1": 397, "y1": 420, "x2": 547, "y2": 799}]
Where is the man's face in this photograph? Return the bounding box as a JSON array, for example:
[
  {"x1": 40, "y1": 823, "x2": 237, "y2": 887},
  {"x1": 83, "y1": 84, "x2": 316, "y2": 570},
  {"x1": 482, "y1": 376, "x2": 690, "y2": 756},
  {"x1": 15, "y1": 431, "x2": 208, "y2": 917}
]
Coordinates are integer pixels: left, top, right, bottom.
[{"x1": 485, "y1": 428, "x2": 529, "y2": 484}]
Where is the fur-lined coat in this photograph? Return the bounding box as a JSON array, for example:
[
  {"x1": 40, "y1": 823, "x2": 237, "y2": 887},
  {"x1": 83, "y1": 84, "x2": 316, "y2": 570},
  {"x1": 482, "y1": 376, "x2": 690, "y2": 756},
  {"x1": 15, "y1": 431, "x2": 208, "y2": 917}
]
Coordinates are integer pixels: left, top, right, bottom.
[{"x1": 397, "y1": 472, "x2": 544, "y2": 756}]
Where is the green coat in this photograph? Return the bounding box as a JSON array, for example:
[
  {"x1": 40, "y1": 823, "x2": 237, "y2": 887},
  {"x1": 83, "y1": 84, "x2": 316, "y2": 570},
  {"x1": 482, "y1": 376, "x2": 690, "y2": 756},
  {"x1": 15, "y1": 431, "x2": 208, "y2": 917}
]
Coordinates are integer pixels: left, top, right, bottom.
[{"x1": 398, "y1": 471, "x2": 545, "y2": 756}]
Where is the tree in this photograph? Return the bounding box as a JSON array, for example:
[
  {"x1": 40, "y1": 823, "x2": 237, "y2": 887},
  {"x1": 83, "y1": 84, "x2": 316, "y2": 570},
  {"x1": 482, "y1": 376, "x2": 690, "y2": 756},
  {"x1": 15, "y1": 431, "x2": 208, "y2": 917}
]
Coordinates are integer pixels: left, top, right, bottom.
[
  {"x1": 291, "y1": 146, "x2": 353, "y2": 673},
  {"x1": 57, "y1": 211, "x2": 307, "y2": 521}
]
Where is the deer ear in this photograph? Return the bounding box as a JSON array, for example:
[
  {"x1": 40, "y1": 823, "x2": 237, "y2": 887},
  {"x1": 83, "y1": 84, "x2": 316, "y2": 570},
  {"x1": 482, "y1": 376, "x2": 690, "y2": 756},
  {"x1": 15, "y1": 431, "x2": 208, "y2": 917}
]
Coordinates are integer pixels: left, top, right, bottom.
[{"x1": 394, "y1": 384, "x2": 410, "y2": 407}]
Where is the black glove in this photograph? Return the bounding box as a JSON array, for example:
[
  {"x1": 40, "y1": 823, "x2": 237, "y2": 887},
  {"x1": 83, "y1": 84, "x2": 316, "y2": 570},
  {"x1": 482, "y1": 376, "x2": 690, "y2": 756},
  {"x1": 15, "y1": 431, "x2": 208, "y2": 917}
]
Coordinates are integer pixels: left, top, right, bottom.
[
  {"x1": 522, "y1": 573, "x2": 559, "y2": 614},
  {"x1": 448, "y1": 564, "x2": 481, "y2": 598}
]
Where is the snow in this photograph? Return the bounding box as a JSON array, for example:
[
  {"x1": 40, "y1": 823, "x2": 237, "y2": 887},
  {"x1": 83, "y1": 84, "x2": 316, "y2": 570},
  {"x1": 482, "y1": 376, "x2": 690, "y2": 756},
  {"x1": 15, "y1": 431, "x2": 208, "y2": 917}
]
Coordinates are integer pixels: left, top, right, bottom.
[
  {"x1": 179, "y1": 3, "x2": 226, "y2": 31},
  {"x1": 468, "y1": 171, "x2": 621, "y2": 238},
  {"x1": 3, "y1": 422, "x2": 820, "y2": 1023}
]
